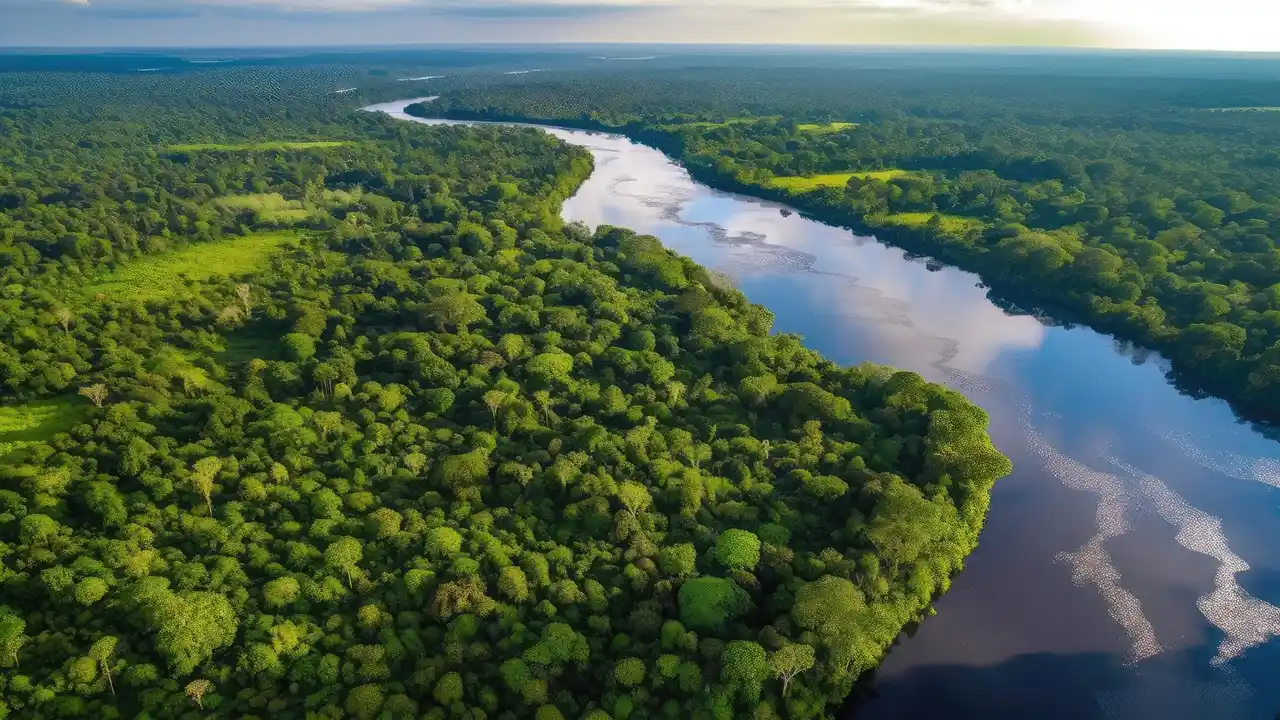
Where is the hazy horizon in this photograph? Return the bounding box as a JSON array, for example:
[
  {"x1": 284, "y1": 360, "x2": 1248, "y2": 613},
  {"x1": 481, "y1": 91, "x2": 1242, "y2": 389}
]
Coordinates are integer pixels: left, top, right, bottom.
[{"x1": 3, "y1": 0, "x2": 1278, "y2": 54}]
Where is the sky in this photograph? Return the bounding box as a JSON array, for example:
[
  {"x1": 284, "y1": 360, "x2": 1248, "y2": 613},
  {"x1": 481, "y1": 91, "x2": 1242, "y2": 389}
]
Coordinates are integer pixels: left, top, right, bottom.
[{"x1": 1, "y1": 0, "x2": 1277, "y2": 52}]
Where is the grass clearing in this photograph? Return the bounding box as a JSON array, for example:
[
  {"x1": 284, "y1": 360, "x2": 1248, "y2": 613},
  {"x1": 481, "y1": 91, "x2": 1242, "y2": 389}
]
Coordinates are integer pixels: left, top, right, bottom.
[
  {"x1": 167, "y1": 141, "x2": 351, "y2": 153},
  {"x1": 0, "y1": 397, "x2": 84, "y2": 462},
  {"x1": 797, "y1": 121, "x2": 858, "y2": 133},
  {"x1": 767, "y1": 169, "x2": 911, "y2": 191},
  {"x1": 85, "y1": 231, "x2": 299, "y2": 302},
  {"x1": 876, "y1": 212, "x2": 984, "y2": 234},
  {"x1": 215, "y1": 193, "x2": 325, "y2": 225}
]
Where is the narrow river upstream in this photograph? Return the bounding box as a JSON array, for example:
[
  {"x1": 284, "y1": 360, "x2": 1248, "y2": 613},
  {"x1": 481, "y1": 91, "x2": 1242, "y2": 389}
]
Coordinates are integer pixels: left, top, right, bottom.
[{"x1": 365, "y1": 98, "x2": 1280, "y2": 720}]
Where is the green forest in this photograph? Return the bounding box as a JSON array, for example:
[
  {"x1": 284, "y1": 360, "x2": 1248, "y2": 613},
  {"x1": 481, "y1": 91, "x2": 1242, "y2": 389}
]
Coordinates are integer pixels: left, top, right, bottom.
[
  {"x1": 420, "y1": 61, "x2": 1280, "y2": 423},
  {"x1": 0, "y1": 58, "x2": 1010, "y2": 718}
]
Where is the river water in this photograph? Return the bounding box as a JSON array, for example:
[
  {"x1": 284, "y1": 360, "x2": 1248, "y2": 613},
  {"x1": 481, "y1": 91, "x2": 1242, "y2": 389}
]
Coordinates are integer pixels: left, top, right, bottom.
[{"x1": 365, "y1": 98, "x2": 1280, "y2": 720}]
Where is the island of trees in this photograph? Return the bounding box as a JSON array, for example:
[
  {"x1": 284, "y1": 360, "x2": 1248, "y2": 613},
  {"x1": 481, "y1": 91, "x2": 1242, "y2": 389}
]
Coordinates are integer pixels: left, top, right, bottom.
[
  {"x1": 0, "y1": 55, "x2": 1009, "y2": 718},
  {"x1": 417, "y1": 59, "x2": 1280, "y2": 424}
]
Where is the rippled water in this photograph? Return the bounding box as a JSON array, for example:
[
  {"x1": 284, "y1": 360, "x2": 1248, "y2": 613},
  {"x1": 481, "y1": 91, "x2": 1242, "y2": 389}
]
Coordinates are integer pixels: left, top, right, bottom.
[{"x1": 366, "y1": 99, "x2": 1280, "y2": 720}]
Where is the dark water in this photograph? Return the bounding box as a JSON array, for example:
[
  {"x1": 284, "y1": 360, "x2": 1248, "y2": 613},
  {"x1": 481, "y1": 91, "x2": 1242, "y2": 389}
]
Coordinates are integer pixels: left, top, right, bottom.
[{"x1": 367, "y1": 98, "x2": 1280, "y2": 720}]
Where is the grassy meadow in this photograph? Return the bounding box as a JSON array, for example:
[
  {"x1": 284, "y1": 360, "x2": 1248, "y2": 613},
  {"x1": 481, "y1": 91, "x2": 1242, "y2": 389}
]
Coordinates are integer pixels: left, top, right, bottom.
[
  {"x1": 0, "y1": 397, "x2": 84, "y2": 462},
  {"x1": 84, "y1": 231, "x2": 300, "y2": 302},
  {"x1": 767, "y1": 169, "x2": 910, "y2": 191},
  {"x1": 877, "y1": 212, "x2": 984, "y2": 234},
  {"x1": 796, "y1": 121, "x2": 858, "y2": 132}
]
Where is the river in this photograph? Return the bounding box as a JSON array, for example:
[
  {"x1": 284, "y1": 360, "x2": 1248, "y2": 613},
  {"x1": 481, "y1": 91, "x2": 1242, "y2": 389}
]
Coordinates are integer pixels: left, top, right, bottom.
[{"x1": 364, "y1": 98, "x2": 1280, "y2": 720}]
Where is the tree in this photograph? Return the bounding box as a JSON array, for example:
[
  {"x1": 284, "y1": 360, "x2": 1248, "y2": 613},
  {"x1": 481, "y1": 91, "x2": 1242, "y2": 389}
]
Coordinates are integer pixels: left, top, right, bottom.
[
  {"x1": 659, "y1": 543, "x2": 697, "y2": 578},
  {"x1": 678, "y1": 577, "x2": 749, "y2": 632},
  {"x1": 714, "y1": 529, "x2": 761, "y2": 571},
  {"x1": 185, "y1": 679, "x2": 213, "y2": 709},
  {"x1": 767, "y1": 643, "x2": 815, "y2": 696},
  {"x1": 0, "y1": 607, "x2": 27, "y2": 668},
  {"x1": 78, "y1": 383, "x2": 108, "y2": 408},
  {"x1": 236, "y1": 283, "x2": 253, "y2": 314},
  {"x1": 263, "y1": 577, "x2": 300, "y2": 608},
  {"x1": 425, "y1": 292, "x2": 487, "y2": 331},
  {"x1": 54, "y1": 306, "x2": 73, "y2": 332},
  {"x1": 325, "y1": 537, "x2": 363, "y2": 586},
  {"x1": 189, "y1": 456, "x2": 223, "y2": 515},
  {"x1": 89, "y1": 636, "x2": 119, "y2": 696},
  {"x1": 483, "y1": 389, "x2": 509, "y2": 429},
  {"x1": 434, "y1": 671, "x2": 464, "y2": 705},
  {"x1": 346, "y1": 683, "x2": 385, "y2": 720},
  {"x1": 425, "y1": 526, "x2": 463, "y2": 557},
  {"x1": 614, "y1": 657, "x2": 646, "y2": 688},
  {"x1": 156, "y1": 592, "x2": 238, "y2": 676},
  {"x1": 721, "y1": 641, "x2": 768, "y2": 703}
]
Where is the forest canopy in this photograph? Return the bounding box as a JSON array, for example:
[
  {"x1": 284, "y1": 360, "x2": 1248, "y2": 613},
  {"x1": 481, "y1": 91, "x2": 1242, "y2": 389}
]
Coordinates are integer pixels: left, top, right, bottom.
[{"x1": 0, "y1": 56, "x2": 1009, "y2": 718}]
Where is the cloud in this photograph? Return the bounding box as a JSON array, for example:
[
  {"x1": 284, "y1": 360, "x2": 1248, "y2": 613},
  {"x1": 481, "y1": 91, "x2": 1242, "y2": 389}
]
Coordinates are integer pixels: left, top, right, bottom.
[{"x1": 2, "y1": 0, "x2": 1275, "y2": 51}]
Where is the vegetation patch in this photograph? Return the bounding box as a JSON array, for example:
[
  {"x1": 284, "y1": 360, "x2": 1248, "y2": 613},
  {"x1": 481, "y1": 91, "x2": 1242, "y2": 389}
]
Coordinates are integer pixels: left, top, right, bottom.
[
  {"x1": 84, "y1": 231, "x2": 299, "y2": 302},
  {"x1": 166, "y1": 140, "x2": 350, "y2": 152},
  {"x1": 0, "y1": 397, "x2": 83, "y2": 462},
  {"x1": 877, "y1": 212, "x2": 985, "y2": 234},
  {"x1": 215, "y1": 193, "x2": 324, "y2": 225},
  {"x1": 797, "y1": 121, "x2": 858, "y2": 132},
  {"x1": 768, "y1": 169, "x2": 910, "y2": 191}
]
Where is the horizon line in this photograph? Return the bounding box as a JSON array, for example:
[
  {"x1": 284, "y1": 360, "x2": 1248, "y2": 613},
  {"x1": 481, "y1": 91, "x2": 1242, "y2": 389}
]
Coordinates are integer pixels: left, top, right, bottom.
[{"x1": 1, "y1": 41, "x2": 1280, "y2": 58}]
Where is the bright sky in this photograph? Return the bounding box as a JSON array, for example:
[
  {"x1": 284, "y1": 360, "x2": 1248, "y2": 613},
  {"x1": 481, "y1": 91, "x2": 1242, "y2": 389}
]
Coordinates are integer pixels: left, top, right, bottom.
[{"x1": 1, "y1": 0, "x2": 1277, "y2": 51}]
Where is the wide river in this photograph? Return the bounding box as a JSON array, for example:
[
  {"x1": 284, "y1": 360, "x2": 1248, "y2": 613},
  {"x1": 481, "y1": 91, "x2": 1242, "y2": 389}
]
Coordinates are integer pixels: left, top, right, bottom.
[{"x1": 366, "y1": 98, "x2": 1280, "y2": 720}]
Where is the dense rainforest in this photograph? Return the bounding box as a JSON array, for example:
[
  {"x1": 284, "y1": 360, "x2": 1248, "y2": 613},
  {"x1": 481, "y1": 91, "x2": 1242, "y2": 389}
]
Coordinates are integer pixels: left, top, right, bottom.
[
  {"x1": 0, "y1": 57, "x2": 1010, "y2": 718},
  {"x1": 416, "y1": 60, "x2": 1280, "y2": 424}
]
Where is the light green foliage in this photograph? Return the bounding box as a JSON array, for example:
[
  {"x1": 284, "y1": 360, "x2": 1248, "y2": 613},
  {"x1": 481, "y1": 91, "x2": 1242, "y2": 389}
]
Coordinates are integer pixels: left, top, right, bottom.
[
  {"x1": 325, "y1": 536, "x2": 363, "y2": 585},
  {"x1": 526, "y1": 351, "x2": 574, "y2": 385},
  {"x1": 796, "y1": 121, "x2": 858, "y2": 133},
  {"x1": 74, "y1": 577, "x2": 109, "y2": 605},
  {"x1": 714, "y1": 529, "x2": 761, "y2": 571},
  {"x1": 875, "y1": 212, "x2": 983, "y2": 234},
  {"x1": 0, "y1": 398, "x2": 83, "y2": 461},
  {"x1": 658, "y1": 543, "x2": 697, "y2": 577},
  {"x1": 678, "y1": 577, "x2": 750, "y2": 632},
  {"x1": 614, "y1": 657, "x2": 646, "y2": 687},
  {"x1": 767, "y1": 643, "x2": 815, "y2": 696},
  {"x1": 768, "y1": 170, "x2": 909, "y2": 191},
  {"x1": 721, "y1": 641, "x2": 768, "y2": 703},
  {"x1": 0, "y1": 606, "x2": 27, "y2": 668},
  {"x1": 153, "y1": 591, "x2": 238, "y2": 676},
  {"x1": 263, "y1": 577, "x2": 300, "y2": 607},
  {"x1": 425, "y1": 526, "x2": 463, "y2": 556},
  {"x1": 345, "y1": 683, "x2": 385, "y2": 719},
  {"x1": 84, "y1": 232, "x2": 299, "y2": 302}
]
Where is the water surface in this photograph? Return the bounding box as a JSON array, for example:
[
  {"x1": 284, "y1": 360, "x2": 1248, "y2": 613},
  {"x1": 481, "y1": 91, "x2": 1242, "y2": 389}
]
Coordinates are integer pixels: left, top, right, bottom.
[{"x1": 365, "y1": 98, "x2": 1280, "y2": 720}]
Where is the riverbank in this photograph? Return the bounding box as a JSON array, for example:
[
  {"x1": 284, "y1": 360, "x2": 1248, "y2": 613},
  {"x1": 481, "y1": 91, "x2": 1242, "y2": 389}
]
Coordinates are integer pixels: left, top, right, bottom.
[{"x1": 404, "y1": 102, "x2": 1280, "y2": 431}]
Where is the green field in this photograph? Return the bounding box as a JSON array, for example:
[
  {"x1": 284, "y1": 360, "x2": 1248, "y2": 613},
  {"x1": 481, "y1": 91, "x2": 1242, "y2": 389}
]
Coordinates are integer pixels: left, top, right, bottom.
[
  {"x1": 166, "y1": 141, "x2": 350, "y2": 152},
  {"x1": 215, "y1": 193, "x2": 324, "y2": 225},
  {"x1": 797, "y1": 121, "x2": 858, "y2": 132},
  {"x1": 0, "y1": 398, "x2": 83, "y2": 462},
  {"x1": 767, "y1": 169, "x2": 910, "y2": 191},
  {"x1": 85, "y1": 231, "x2": 300, "y2": 302},
  {"x1": 876, "y1": 212, "x2": 984, "y2": 234}
]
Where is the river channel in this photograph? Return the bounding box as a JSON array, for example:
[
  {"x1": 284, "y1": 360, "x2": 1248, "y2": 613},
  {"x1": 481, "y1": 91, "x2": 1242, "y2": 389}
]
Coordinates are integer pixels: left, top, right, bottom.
[{"x1": 365, "y1": 98, "x2": 1280, "y2": 720}]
